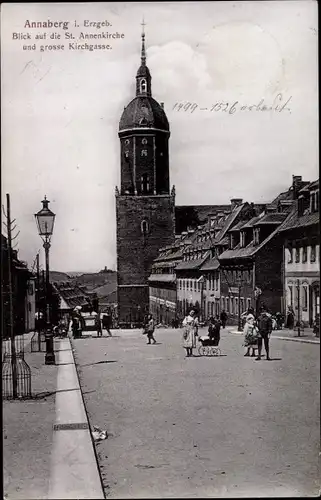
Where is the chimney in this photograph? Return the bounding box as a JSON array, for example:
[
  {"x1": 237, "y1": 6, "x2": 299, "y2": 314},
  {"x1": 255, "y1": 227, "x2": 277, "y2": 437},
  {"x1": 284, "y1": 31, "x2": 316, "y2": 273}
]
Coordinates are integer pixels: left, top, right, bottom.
[
  {"x1": 292, "y1": 175, "x2": 303, "y2": 199},
  {"x1": 230, "y1": 198, "x2": 243, "y2": 209}
]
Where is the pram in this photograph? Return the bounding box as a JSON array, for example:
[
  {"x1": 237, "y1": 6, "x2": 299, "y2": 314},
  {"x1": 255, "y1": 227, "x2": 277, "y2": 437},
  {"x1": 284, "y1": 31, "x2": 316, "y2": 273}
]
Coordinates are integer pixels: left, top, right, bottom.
[{"x1": 198, "y1": 335, "x2": 221, "y2": 356}]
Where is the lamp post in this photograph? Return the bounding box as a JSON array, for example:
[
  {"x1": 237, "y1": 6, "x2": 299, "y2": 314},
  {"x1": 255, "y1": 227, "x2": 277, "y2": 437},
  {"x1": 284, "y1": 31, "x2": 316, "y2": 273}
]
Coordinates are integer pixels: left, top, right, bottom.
[
  {"x1": 296, "y1": 279, "x2": 301, "y2": 337},
  {"x1": 35, "y1": 196, "x2": 56, "y2": 365}
]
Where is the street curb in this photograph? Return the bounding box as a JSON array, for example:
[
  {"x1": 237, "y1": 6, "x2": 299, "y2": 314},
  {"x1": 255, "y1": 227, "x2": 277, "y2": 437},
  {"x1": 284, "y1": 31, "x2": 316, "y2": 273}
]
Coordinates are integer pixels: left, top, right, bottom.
[
  {"x1": 272, "y1": 336, "x2": 320, "y2": 345},
  {"x1": 48, "y1": 338, "x2": 104, "y2": 499},
  {"x1": 227, "y1": 330, "x2": 319, "y2": 344}
]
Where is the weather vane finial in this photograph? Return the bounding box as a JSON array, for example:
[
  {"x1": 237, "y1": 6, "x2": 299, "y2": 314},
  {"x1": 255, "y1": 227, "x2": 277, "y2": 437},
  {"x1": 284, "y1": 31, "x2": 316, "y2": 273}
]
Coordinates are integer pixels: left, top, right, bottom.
[{"x1": 140, "y1": 17, "x2": 146, "y2": 65}]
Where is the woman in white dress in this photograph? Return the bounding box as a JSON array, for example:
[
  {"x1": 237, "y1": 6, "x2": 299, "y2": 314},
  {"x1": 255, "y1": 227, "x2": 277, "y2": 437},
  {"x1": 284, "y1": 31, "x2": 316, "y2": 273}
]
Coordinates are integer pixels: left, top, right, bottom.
[
  {"x1": 182, "y1": 310, "x2": 198, "y2": 357},
  {"x1": 243, "y1": 308, "x2": 258, "y2": 357}
]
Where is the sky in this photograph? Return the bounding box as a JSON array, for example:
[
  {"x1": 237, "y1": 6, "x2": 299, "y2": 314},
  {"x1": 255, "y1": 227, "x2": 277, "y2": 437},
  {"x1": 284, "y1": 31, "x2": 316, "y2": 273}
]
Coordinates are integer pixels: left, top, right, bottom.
[{"x1": 1, "y1": 1, "x2": 318, "y2": 273}]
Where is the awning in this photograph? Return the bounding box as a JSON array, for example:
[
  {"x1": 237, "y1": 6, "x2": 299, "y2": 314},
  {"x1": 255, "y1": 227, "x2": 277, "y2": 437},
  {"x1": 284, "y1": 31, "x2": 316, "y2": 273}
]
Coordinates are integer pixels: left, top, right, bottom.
[{"x1": 148, "y1": 274, "x2": 176, "y2": 283}]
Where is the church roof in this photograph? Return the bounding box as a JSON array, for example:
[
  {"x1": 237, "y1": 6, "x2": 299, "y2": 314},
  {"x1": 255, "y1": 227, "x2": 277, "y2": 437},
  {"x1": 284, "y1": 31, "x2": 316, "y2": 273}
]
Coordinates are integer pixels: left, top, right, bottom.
[
  {"x1": 119, "y1": 96, "x2": 169, "y2": 132},
  {"x1": 136, "y1": 64, "x2": 151, "y2": 78}
]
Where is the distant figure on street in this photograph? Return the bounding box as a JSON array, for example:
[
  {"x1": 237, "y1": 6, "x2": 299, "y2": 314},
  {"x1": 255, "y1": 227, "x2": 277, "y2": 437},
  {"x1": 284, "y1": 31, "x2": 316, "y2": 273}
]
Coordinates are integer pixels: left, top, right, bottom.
[
  {"x1": 208, "y1": 316, "x2": 221, "y2": 346},
  {"x1": 286, "y1": 306, "x2": 295, "y2": 329},
  {"x1": 95, "y1": 314, "x2": 103, "y2": 337},
  {"x1": 145, "y1": 314, "x2": 156, "y2": 344},
  {"x1": 220, "y1": 310, "x2": 228, "y2": 329},
  {"x1": 72, "y1": 316, "x2": 81, "y2": 338},
  {"x1": 243, "y1": 307, "x2": 258, "y2": 357},
  {"x1": 275, "y1": 312, "x2": 284, "y2": 330},
  {"x1": 313, "y1": 314, "x2": 320, "y2": 338},
  {"x1": 182, "y1": 309, "x2": 198, "y2": 357},
  {"x1": 102, "y1": 312, "x2": 113, "y2": 337},
  {"x1": 256, "y1": 306, "x2": 273, "y2": 361}
]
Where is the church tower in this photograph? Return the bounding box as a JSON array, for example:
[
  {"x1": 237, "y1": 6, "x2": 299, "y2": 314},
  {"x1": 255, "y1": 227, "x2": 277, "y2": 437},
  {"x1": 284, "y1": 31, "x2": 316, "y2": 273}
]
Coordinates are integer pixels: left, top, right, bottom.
[{"x1": 116, "y1": 24, "x2": 175, "y2": 327}]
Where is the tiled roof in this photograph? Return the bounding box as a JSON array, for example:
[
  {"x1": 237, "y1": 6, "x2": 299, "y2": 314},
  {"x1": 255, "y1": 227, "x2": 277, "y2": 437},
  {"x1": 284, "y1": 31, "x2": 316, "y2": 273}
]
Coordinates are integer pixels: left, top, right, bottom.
[
  {"x1": 240, "y1": 213, "x2": 264, "y2": 229},
  {"x1": 176, "y1": 254, "x2": 209, "y2": 271},
  {"x1": 216, "y1": 236, "x2": 229, "y2": 246},
  {"x1": 299, "y1": 179, "x2": 319, "y2": 192},
  {"x1": 254, "y1": 212, "x2": 288, "y2": 225},
  {"x1": 219, "y1": 218, "x2": 284, "y2": 261},
  {"x1": 53, "y1": 282, "x2": 90, "y2": 309},
  {"x1": 213, "y1": 204, "x2": 246, "y2": 243},
  {"x1": 277, "y1": 208, "x2": 319, "y2": 232},
  {"x1": 200, "y1": 258, "x2": 220, "y2": 271},
  {"x1": 229, "y1": 220, "x2": 247, "y2": 231}
]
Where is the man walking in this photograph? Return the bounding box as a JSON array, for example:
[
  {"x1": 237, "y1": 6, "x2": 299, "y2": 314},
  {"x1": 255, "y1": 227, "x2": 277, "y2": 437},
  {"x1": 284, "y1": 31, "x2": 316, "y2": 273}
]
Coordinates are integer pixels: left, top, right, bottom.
[
  {"x1": 256, "y1": 306, "x2": 273, "y2": 361},
  {"x1": 102, "y1": 312, "x2": 113, "y2": 337},
  {"x1": 220, "y1": 310, "x2": 227, "y2": 329}
]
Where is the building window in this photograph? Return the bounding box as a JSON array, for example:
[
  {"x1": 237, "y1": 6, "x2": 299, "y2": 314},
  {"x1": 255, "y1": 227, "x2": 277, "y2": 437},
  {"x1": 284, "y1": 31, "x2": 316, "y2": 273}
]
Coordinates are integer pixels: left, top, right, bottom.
[
  {"x1": 302, "y1": 246, "x2": 307, "y2": 263},
  {"x1": 141, "y1": 219, "x2": 149, "y2": 235},
  {"x1": 287, "y1": 247, "x2": 293, "y2": 263},
  {"x1": 247, "y1": 298, "x2": 251, "y2": 310},
  {"x1": 253, "y1": 228, "x2": 260, "y2": 245},
  {"x1": 302, "y1": 286, "x2": 308, "y2": 311},
  {"x1": 142, "y1": 138, "x2": 147, "y2": 145},
  {"x1": 140, "y1": 79, "x2": 147, "y2": 93},
  {"x1": 240, "y1": 232, "x2": 245, "y2": 247},
  {"x1": 141, "y1": 174, "x2": 150, "y2": 193},
  {"x1": 295, "y1": 247, "x2": 300, "y2": 263},
  {"x1": 141, "y1": 149, "x2": 148, "y2": 157},
  {"x1": 288, "y1": 285, "x2": 293, "y2": 307},
  {"x1": 310, "y1": 245, "x2": 316, "y2": 262},
  {"x1": 194, "y1": 280, "x2": 197, "y2": 292}
]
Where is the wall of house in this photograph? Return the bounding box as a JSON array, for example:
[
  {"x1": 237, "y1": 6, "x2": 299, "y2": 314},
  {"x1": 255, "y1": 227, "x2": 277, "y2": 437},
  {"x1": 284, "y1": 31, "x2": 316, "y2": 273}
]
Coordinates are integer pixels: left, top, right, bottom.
[
  {"x1": 284, "y1": 243, "x2": 320, "y2": 325},
  {"x1": 203, "y1": 271, "x2": 220, "y2": 319},
  {"x1": 25, "y1": 279, "x2": 36, "y2": 332},
  {"x1": 220, "y1": 266, "x2": 254, "y2": 324},
  {"x1": 177, "y1": 274, "x2": 203, "y2": 318},
  {"x1": 255, "y1": 236, "x2": 284, "y2": 315},
  {"x1": 149, "y1": 283, "x2": 176, "y2": 324}
]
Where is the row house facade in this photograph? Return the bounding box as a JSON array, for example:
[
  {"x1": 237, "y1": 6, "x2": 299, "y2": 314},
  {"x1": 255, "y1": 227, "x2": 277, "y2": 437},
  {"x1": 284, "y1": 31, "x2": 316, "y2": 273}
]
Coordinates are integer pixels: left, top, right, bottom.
[
  {"x1": 148, "y1": 231, "x2": 191, "y2": 324},
  {"x1": 148, "y1": 175, "x2": 318, "y2": 327},
  {"x1": 1, "y1": 234, "x2": 36, "y2": 338},
  {"x1": 278, "y1": 179, "x2": 319, "y2": 326},
  {"x1": 218, "y1": 176, "x2": 311, "y2": 324},
  {"x1": 175, "y1": 200, "x2": 262, "y2": 321}
]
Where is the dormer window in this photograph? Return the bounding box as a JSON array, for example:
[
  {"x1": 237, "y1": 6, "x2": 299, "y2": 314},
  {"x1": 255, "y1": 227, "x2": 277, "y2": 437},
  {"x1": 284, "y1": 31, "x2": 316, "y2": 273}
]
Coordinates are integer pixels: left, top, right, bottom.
[
  {"x1": 140, "y1": 79, "x2": 147, "y2": 93},
  {"x1": 253, "y1": 228, "x2": 260, "y2": 245},
  {"x1": 240, "y1": 231, "x2": 246, "y2": 247},
  {"x1": 230, "y1": 234, "x2": 234, "y2": 250},
  {"x1": 310, "y1": 190, "x2": 319, "y2": 213}
]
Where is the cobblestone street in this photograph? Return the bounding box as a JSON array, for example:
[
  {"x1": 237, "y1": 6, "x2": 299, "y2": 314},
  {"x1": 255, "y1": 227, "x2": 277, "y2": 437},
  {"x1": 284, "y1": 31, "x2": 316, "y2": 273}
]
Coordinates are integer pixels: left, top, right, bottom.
[{"x1": 73, "y1": 328, "x2": 320, "y2": 498}]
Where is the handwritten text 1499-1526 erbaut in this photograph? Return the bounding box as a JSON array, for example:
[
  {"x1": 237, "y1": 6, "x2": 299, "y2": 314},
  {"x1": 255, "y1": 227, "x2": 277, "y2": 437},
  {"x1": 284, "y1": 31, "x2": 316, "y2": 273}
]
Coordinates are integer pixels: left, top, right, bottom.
[{"x1": 173, "y1": 94, "x2": 292, "y2": 114}]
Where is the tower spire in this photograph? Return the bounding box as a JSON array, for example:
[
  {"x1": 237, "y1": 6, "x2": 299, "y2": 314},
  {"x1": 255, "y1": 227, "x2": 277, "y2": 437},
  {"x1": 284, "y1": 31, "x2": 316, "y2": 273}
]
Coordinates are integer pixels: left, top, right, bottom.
[{"x1": 141, "y1": 17, "x2": 146, "y2": 65}]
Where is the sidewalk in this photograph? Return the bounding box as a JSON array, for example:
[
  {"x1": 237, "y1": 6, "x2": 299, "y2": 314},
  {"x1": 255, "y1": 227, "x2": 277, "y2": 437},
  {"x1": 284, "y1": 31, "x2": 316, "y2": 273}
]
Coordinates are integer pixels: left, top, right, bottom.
[
  {"x1": 226, "y1": 326, "x2": 320, "y2": 344},
  {"x1": 3, "y1": 339, "x2": 58, "y2": 500},
  {"x1": 3, "y1": 335, "x2": 104, "y2": 500}
]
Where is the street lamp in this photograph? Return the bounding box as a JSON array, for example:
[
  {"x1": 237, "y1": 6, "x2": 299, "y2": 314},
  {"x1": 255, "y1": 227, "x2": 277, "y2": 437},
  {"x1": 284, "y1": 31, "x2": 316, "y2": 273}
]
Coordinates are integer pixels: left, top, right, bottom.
[{"x1": 35, "y1": 196, "x2": 56, "y2": 365}]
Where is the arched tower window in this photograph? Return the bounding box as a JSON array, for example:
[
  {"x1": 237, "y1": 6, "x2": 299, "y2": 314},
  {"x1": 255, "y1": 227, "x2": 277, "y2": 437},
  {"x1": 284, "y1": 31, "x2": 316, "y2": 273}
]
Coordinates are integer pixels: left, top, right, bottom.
[
  {"x1": 140, "y1": 79, "x2": 147, "y2": 93},
  {"x1": 141, "y1": 174, "x2": 150, "y2": 194},
  {"x1": 141, "y1": 219, "x2": 149, "y2": 235}
]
